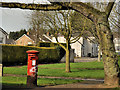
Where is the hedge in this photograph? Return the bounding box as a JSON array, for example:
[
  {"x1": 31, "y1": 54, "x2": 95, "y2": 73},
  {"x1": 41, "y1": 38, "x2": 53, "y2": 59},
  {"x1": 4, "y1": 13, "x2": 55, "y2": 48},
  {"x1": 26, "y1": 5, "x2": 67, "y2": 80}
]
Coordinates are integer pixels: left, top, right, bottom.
[
  {"x1": 1, "y1": 44, "x2": 65, "y2": 66},
  {"x1": 37, "y1": 42, "x2": 67, "y2": 47}
]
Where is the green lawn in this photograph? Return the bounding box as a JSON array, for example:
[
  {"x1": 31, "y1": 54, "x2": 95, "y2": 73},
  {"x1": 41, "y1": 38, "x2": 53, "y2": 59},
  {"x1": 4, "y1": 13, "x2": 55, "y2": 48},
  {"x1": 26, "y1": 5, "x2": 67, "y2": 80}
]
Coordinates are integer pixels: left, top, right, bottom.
[
  {"x1": 3, "y1": 61, "x2": 105, "y2": 78},
  {"x1": 3, "y1": 57, "x2": 120, "y2": 87},
  {"x1": 3, "y1": 58, "x2": 120, "y2": 79},
  {"x1": 2, "y1": 76, "x2": 82, "y2": 87}
]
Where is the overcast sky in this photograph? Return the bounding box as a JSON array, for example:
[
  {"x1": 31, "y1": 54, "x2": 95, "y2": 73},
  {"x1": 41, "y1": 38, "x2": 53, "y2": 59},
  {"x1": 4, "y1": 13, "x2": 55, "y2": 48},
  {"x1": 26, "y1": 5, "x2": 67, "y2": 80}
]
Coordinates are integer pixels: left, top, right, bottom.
[
  {"x1": 0, "y1": 0, "x2": 50, "y2": 33},
  {"x1": 0, "y1": 8, "x2": 33, "y2": 33},
  {"x1": 0, "y1": 0, "x2": 119, "y2": 34}
]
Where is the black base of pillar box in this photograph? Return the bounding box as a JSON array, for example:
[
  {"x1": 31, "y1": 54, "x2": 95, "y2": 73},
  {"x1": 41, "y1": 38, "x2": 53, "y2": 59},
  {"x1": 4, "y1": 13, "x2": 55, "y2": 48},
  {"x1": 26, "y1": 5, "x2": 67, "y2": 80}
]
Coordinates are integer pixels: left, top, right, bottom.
[{"x1": 27, "y1": 75, "x2": 37, "y2": 87}]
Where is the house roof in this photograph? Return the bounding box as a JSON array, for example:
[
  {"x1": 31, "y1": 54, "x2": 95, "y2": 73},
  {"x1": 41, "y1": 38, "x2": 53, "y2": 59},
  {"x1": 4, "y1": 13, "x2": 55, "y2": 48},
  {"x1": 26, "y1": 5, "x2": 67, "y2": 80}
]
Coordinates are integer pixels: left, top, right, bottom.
[
  {"x1": 42, "y1": 35, "x2": 52, "y2": 42},
  {"x1": 15, "y1": 34, "x2": 34, "y2": 42},
  {"x1": 27, "y1": 33, "x2": 52, "y2": 42},
  {"x1": 0, "y1": 27, "x2": 8, "y2": 35}
]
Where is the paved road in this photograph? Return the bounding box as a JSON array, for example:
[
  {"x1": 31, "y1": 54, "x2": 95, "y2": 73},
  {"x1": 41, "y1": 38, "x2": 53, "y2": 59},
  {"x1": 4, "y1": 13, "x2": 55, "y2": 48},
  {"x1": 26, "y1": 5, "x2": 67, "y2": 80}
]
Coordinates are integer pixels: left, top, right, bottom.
[{"x1": 74, "y1": 57, "x2": 98, "y2": 62}]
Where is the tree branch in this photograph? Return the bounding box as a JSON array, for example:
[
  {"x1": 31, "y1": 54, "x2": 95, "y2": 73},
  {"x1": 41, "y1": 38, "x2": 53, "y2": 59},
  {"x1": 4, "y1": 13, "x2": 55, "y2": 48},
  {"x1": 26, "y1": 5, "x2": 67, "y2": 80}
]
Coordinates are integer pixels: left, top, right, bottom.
[
  {"x1": 68, "y1": 2, "x2": 102, "y2": 22},
  {"x1": 0, "y1": 2, "x2": 67, "y2": 10},
  {"x1": 105, "y1": 1, "x2": 116, "y2": 18},
  {"x1": 70, "y1": 35, "x2": 82, "y2": 44},
  {"x1": 55, "y1": 37, "x2": 67, "y2": 51}
]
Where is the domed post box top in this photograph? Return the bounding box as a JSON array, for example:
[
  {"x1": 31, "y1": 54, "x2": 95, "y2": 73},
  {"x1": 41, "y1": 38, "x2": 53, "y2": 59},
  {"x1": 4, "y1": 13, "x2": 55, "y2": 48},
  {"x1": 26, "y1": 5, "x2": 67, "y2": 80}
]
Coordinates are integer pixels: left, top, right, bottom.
[{"x1": 26, "y1": 50, "x2": 39, "y2": 54}]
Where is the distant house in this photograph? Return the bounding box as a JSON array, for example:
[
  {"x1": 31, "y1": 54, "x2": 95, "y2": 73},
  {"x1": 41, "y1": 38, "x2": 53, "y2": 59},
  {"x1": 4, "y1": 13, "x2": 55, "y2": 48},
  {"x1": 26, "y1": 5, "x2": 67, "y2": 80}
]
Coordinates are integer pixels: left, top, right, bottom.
[
  {"x1": 6, "y1": 39, "x2": 15, "y2": 44},
  {"x1": 0, "y1": 27, "x2": 8, "y2": 44},
  {"x1": 52, "y1": 36, "x2": 98, "y2": 57},
  {"x1": 15, "y1": 34, "x2": 35, "y2": 46},
  {"x1": 26, "y1": 31, "x2": 52, "y2": 43},
  {"x1": 81, "y1": 37, "x2": 98, "y2": 57},
  {"x1": 114, "y1": 38, "x2": 120, "y2": 53}
]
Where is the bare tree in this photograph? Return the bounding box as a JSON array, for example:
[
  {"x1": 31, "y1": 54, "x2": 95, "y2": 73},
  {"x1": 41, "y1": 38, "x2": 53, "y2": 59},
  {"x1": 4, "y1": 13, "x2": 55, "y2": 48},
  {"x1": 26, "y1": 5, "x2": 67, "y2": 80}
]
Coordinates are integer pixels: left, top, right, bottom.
[
  {"x1": 28, "y1": 11, "x2": 47, "y2": 45},
  {"x1": 39, "y1": 10, "x2": 85, "y2": 72}
]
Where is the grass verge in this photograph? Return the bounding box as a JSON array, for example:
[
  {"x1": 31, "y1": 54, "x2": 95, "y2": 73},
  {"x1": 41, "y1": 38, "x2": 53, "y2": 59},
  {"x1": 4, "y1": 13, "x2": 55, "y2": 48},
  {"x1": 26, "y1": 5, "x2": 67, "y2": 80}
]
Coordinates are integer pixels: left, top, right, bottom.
[
  {"x1": 3, "y1": 57, "x2": 120, "y2": 79},
  {"x1": 3, "y1": 61, "x2": 105, "y2": 78},
  {"x1": 2, "y1": 76, "x2": 82, "y2": 87}
]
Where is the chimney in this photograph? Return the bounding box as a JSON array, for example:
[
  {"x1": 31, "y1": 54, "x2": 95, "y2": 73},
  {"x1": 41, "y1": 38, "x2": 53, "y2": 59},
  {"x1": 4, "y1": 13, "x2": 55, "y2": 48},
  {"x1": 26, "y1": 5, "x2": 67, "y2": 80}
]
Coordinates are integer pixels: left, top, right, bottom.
[
  {"x1": 27, "y1": 32, "x2": 30, "y2": 36},
  {"x1": 47, "y1": 32, "x2": 49, "y2": 36}
]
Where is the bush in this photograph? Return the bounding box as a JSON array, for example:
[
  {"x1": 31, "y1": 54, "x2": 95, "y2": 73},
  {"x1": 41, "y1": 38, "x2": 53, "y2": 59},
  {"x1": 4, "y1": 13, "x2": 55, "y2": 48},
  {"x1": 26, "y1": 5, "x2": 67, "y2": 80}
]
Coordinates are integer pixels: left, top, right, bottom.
[
  {"x1": 1, "y1": 44, "x2": 65, "y2": 66},
  {"x1": 37, "y1": 42, "x2": 68, "y2": 48},
  {"x1": 37, "y1": 42, "x2": 51, "y2": 47}
]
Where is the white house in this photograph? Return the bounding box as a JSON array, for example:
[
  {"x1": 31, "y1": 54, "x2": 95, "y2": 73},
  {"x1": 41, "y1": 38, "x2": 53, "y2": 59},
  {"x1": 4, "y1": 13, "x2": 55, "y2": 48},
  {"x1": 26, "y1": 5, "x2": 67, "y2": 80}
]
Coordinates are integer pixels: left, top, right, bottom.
[
  {"x1": 71, "y1": 37, "x2": 83, "y2": 57},
  {"x1": 71, "y1": 37, "x2": 98, "y2": 57},
  {"x1": 0, "y1": 27, "x2": 8, "y2": 44},
  {"x1": 52, "y1": 36, "x2": 98, "y2": 57}
]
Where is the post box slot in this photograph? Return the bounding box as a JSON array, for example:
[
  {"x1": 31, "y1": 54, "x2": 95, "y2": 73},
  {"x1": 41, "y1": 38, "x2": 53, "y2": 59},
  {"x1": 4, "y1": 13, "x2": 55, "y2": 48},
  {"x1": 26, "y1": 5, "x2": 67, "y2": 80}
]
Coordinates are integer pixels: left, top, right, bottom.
[
  {"x1": 30, "y1": 57, "x2": 35, "y2": 60},
  {"x1": 29, "y1": 54, "x2": 35, "y2": 56}
]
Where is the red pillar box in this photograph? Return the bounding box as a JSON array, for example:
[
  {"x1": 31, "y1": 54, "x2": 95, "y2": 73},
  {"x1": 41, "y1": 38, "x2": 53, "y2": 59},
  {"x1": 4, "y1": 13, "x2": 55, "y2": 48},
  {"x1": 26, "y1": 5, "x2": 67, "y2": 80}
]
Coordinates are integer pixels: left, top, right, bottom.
[{"x1": 26, "y1": 50, "x2": 39, "y2": 87}]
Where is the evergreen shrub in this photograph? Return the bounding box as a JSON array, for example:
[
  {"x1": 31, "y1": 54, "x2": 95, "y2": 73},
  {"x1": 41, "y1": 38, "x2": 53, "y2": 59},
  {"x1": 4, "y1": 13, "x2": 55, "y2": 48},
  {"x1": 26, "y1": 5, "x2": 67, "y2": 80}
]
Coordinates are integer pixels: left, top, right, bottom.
[
  {"x1": 37, "y1": 42, "x2": 66, "y2": 47},
  {"x1": 1, "y1": 44, "x2": 65, "y2": 66}
]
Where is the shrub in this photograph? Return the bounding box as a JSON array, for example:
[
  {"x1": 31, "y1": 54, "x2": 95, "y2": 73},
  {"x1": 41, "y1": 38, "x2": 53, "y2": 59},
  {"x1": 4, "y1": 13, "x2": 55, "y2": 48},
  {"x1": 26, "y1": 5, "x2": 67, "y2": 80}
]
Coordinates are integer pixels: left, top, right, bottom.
[
  {"x1": 37, "y1": 42, "x2": 51, "y2": 47},
  {"x1": 1, "y1": 44, "x2": 65, "y2": 66},
  {"x1": 37, "y1": 42, "x2": 68, "y2": 48}
]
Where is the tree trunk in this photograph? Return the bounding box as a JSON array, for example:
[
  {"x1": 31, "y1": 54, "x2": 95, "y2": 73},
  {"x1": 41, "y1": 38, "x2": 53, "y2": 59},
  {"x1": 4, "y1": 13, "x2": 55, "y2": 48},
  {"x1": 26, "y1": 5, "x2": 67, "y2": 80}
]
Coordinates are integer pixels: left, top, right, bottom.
[
  {"x1": 65, "y1": 40, "x2": 71, "y2": 73},
  {"x1": 98, "y1": 45, "x2": 101, "y2": 62},
  {"x1": 65, "y1": 49, "x2": 70, "y2": 72},
  {"x1": 96, "y1": 16, "x2": 119, "y2": 86},
  {"x1": 102, "y1": 34, "x2": 119, "y2": 86}
]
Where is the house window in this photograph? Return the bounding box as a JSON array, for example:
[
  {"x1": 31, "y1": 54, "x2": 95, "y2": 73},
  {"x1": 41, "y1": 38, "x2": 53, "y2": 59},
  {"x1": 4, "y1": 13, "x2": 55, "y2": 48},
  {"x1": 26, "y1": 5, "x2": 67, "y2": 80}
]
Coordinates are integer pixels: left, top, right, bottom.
[
  {"x1": 20, "y1": 41, "x2": 22, "y2": 44},
  {"x1": 0, "y1": 37, "x2": 3, "y2": 43},
  {"x1": 116, "y1": 46, "x2": 120, "y2": 51},
  {"x1": 28, "y1": 42, "x2": 32, "y2": 45}
]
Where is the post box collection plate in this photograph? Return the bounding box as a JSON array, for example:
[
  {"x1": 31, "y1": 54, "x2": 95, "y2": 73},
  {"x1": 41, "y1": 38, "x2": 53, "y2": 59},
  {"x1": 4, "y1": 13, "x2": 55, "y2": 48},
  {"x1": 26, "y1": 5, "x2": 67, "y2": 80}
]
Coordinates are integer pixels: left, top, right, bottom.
[{"x1": 32, "y1": 60, "x2": 36, "y2": 66}]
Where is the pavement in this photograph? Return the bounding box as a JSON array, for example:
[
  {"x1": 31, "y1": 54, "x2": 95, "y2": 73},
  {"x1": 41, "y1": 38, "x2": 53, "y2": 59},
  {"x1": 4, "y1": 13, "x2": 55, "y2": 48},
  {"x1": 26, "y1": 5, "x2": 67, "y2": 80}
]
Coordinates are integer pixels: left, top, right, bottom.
[
  {"x1": 3, "y1": 80, "x2": 118, "y2": 89},
  {"x1": 43, "y1": 80, "x2": 105, "y2": 88},
  {"x1": 43, "y1": 83, "x2": 118, "y2": 89},
  {"x1": 74, "y1": 57, "x2": 98, "y2": 62}
]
